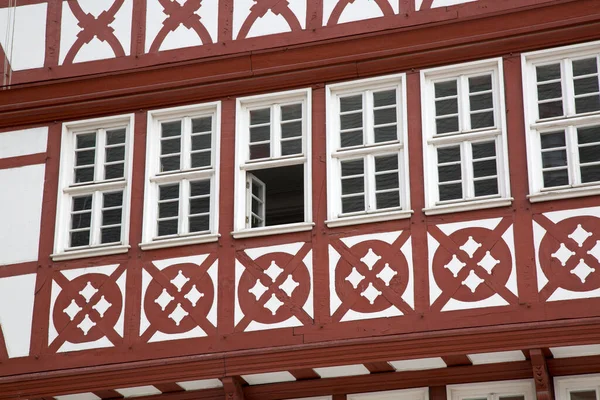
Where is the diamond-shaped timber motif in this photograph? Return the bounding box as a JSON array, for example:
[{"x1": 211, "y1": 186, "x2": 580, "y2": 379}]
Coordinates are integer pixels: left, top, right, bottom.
[
  {"x1": 345, "y1": 267, "x2": 365, "y2": 289},
  {"x1": 462, "y1": 270, "x2": 485, "y2": 293},
  {"x1": 552, "y1": 243, "x2": 575, "y2": 267},
  {"x1": 568, "y1": 224, "x2": 593, "y2": 247}
]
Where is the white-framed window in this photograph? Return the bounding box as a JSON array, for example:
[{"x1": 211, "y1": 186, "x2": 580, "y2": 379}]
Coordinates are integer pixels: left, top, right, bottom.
[
  {"x1": 348, "y1": 388, "x2": 428, "y2": 400},
  {"x1": 522, "y1": 40, "x2": 600, "y2": 202},
  {"x1": 141, "y1": 102, "x2": 221, "y2": 250},
  {"x1": 233, "y1": 88, "x2": 313, "y2": 238},
  {"x1": 53, "y1": 114, "x2": 135, "y2": 261},
  {"x1": 325, "y1": 74, "x2": 411, "y2": 228},
  {"x1": 447, "y1": 380, "x2": 535, "y2": 400},
  {"x1": 421, "y1": 58, "x2": 511, "y2": 215},
  {"x1": 555, "y1": 374, "x2": 600, "y2": 400}
]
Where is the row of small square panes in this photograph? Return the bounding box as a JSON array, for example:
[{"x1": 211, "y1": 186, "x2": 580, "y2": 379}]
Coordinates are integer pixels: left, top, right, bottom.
[
  {"x1": 160, "y1": 116, "x2": 212, "y2": 172},
  {"x1": 74, "y1": 128, "x2": 126, "y2": 183},
  {"x1": 248, "y1": 103, "x2": 303, "y2": 160},
  {"x1": 70, "y1": 191, "x2": 123, "y2": 247}
]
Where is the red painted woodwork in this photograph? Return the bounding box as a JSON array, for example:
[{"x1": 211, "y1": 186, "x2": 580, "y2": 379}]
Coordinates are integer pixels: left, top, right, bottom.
[{"x1": 531, "y1": 349, "x2": 553, "y2": 400}]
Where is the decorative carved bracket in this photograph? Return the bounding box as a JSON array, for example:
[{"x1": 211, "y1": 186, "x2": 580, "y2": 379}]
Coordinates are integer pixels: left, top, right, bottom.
[
  {"x1": 530, "y1": 349, "x2": 554, "y2": 400},
  {"x1": 222, "y1": 376, "x2": 245, "y2": 400}
]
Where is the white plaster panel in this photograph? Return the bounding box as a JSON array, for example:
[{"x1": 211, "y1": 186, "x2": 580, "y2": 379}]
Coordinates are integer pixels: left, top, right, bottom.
[
  {"x1": 0, "y1": 127, "x2": 48, "y2": 158},
  {"x1": 115, "y1": 386, "x2": 162, "y2": 397},
  {"x1": 0, "y1": 274, "x2": 36, "y2": 358},
  {"x1": 441, "y1": 293, "x2": 509, "y2": 312},
  {"x1": 59, "y1": 0, "x2": 133, "y2": 64},
  {"x1": 389, "y1": 357, "x2": 447, "y2": 371},
  {"x1": 0, "y1": 3, "x2": 47, "y2": 71},
  {"x1": 467, "y1": 350, "x2": 526, "y2": 365},
  {"x1": 55, "y1": 394, "x2": 101, "y2": 400},
  {"x1": 234, "y1": 0, "x2": 305, "y2": 39},
  {"x1": 245, "y1": 242, "x2": 304, "y2": 259},
  {"x1": 0, "y1": 165, "x2": 45, "y2": 265},
  {"x1": 176, "y1": 379, "x2": 223, "y2": 391},
  {"x1": 323, "y1": 0, "x2": 396, "y2": 26},
  {"x1": 242, "y1": 371, "x2": 296, "y2": 385},
  {"x1": 427, "y1": 233, "x2": 442, "y2": 304},
  {"x1": 416, "y1": 0, "x2": 477, "y2": 11},
  {"x1": 314, "y1": 364, "x2": 370, "y2": 378},
  {"x1": 550, "y1": 344, "x2": 600, "y2": 358},
  {"x1": 329, "y1": 244, "x2": 342, "y2": 315}
]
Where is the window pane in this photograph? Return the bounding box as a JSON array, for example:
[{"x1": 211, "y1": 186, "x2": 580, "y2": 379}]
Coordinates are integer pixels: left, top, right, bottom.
[
  {"x1": 75, "y1": 167, "x2": 94, "y2": 183},
  {"x1": 473, "y1": 159, "x2": 497, "y2": 178},
  {"x1": 541, "y1": 131, "x2": 566, "y2": 148},
  {"x1": 538, "y1": 82, "x2": 562, "y2": 100},
  {"x1": 500, "y1": 396, "x2": 525, "y2": 400},
  {"x1": 579, "y1": 145, "x2": 600, "y2": 164},
  {"x1": 106, "y1": 129, "x2": 126, "y2": 145},
  {"x1": 374, "y1": 108, "x2": 396, "y2": 125},
  {"x1": 581, "y1": 164, "x2": 600, "y2": 183},
  {"x1": 282, "y1": 139, "x2": 302, "y2": 156},
  {"x1": 77, "y1": 132, "x2": 96, "y2": 149},
  {"x1": 573, "y1": 58, "x2": 598, "y2": 76},
  {"x1": 101, "y1": 227, "x2": 121, "y2": 244},
  {"x1": 70, "y1": 231, "x2": 90, "y2": 247},
  {"x1": 570, "y1": 391, "x2": 598, "y2": 400},
  {"x1": 161, "y1": 137, "x2": 181, "y2": 155},
  {"x1": 341, "y1": 131, "x2": 363, "y2": 147},
  {"x1": 250, "y1": 143, "x2": 270, "y2": 159},
  {"x1": 158, "y1": 219, "x2": 178, "y2": 236},
  {"x1": 374, "y1": 90, "x2": 396, "y2": 107},
  {"x1": 192, "y1": 134, "x2": 211, "y2": 150},
  {"x1": 435, "y1": 80, "x2": 457, "y2": 97},
  {"x1": 161, "y1": 155, "x2": 180, "y2": 172},
  {"x1": 474, "y1": 178, "x2": 498, "y2": 196},
  {"x1": 543, "y1": 169, "x2": 569, "y2": 187},
  {"x1": 191, "y1": 180, "x2": 210, "y2": 196},
  {"x1": 191, "y1": 151, "x2": 211, "y2": 168},
  {"x1": 340, "y1": 95, "x2": 362, "y2": 112},
  {"x1": 539, "y1": 101, "x2": 564, "y2": 119},
  {"x1": 470, "y1": 93, "x2": 493, "y2": 111},
  {"x1": 250, "y1": 125, "x2": 270, "y2": 142},
  {"x1": 376, "y1": 173, "x2": 399, "y2": 191},
  {"x1": 578, "y1": 126, "x2": 600, "y2": 144},
  {"x1": 436, "y1": 116, "x2": 459, "y2": 134},
  {"x1": 341, "y1": 159, "x2": 364, "y2": 176},
  {"x1": 472, "y1": 141, "x2": 496, "y2": 159},
  {"x1": 438, "y1": 146, "x2": 461, "y2": 163},
  {"x1": 76, "y1": 150, "x2": 95, "y2": 166},
  {"x1": 190, "y1": 197, "x2": 210, "y2": 214},
  {"x1": 106, "y1": 146, "x2": 125, "y2": 162},
  {"x1": 190, "y1": 215, "x2": 210, "y2": 232},
  {"x1": 105, "y1": 163, "x2": 124, "y2": 180},
  {"x1": 104, "y1": 192, "x2": 123, "y2": 208},
  {"x1": 161, "y1": 121, "x2": 181, "y2": 137},
  {"x1": 575, "y1": 96, "x2": 600, "y2": 114},
  {"x1": 375, "y1": 155, "x2": 398, "y2": 171},
  {"x1": 469, "y1": 75, "x2": 492, "y2": 92},
  {"x1": 102, "y1": 208, "x2": 122, "y2": 226},
  {"x1": 160, "y1": 183, "x2": 180, "y2": 200},
  {"x1": 250, "y1": 108, "x2": 270, "y2": 125},
  {"x1": 71, "y1": 212, "x2": 91, "y2": 230},
  {"x1": 438, "y1": 164, "x2": 461, "y2": 182},
  {"x1": 542, "y1": 150, "x2": 567, "y2": 168},
  {"x1": 471, "y1": 111, "x2": 494, "y2": 129},
  {"x1": 192, "y1": 117, "x2": 212, "y2": 133},
  {"x1": 159, "y1": 201, "x2": 179, "y2": 219},
  {"x1": 435, "y1": 99, "x2": 458, "y2": 116},
  {"x1": 574, "y1": 76, "x2": 599, "y2": 96},
  {"x1": 73, "y1": 195, "x2": 93, "y2": 211},
  {"x1": 537, "y1": 63, "x2": 561, "y2": 82},
  {"x1": 282, "y1": 121, "x2": 302, "y2": 138},
  {"x1": 341, "y1": 113, "x2": 363, "y2": 130},
  {"x1": 374, "y1": 126, "x2": 397, "y2": 143},
  {"x1": 376, "y1": 191, "x2": 400, "y2": 209},
  {"x1": 281, "y1": 104, "x2": 302, "y2": 120},
  {"x1": 342, "y1": 177, "x2": 364, "y2": 195},
  {"x1": 342, "y1": 196, "x2": 365, "y2": 213},
  {"x1": 439, "y1": 183, "x2": 462, "y2": 201}
]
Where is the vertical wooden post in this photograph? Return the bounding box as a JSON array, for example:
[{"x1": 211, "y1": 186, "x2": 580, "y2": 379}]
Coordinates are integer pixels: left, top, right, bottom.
[
  {"x1": 430, "y1": 386, "x2": 447, "y2": 400},
  {"x1": 530, "y1": 349, "x2": 553, "y2": 400},
  {"x1": 222, "y1": 376, "x2": 245, "y2": 400}
]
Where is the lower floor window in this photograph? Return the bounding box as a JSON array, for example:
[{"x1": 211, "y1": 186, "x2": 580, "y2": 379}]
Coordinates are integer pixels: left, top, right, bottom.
[
  {"x1": 156, "y1": 179, "x2": 211, "y2": 238},
  {"x1": 555, "y1": 374, "x2": 600, "y2": 400},
  {"x1": 70, "y1": 190, "x2": 124, "y2": 248}
]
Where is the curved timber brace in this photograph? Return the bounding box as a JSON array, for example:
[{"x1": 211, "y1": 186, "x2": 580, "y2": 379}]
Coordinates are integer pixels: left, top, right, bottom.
[{"x1": 530, "y1": 349, "x2": 554, "y2": 400}]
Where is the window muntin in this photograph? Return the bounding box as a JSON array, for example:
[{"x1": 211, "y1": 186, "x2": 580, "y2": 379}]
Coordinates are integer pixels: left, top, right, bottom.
[
  {"x1": 326, "y1": 74, "x2": 409, "y2": 225},
  {"x1": 234, "y1": 89, "x2": 312, "y2": 235},
  {"x1": 142, "y1": 103, "x2": 220, "y2": 248},
  {"x1": 422, "y1": 58, "x2": 510, "y2": 212},
  {"x1": 523, "y1": 42, "x2": 600, "y2": 198},
  {"x1": 54, "y1": 116, "x2": 134, "y2": 258}
]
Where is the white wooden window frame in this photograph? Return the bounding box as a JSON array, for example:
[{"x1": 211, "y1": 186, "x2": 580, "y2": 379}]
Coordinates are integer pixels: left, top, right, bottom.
[
  {"x1": 325, "y1": 73, "x2": 412, "y2": 228},
  {"x1": 233, "y1": 88, "x2": 313, "y2": 238},
  {"x1": 141, "y1": 102, "x2": 221, "y2": 250},
  {"x1": 522, "y1": 40, "x2": 600, "y2": 202},
  {"x1": 52, "y1": 114, "x2": 135, "y2": 261},
  {"x1": 555, "y1": 374, "x2": 600, "y2": 400},
  {"x1": 421, "y1": 58, "x2": 512, "y2": 215},
  {"x1": 348, "y1": 388, "x2": 428, "y2": 400},
  {"x1": 447, "y1": 379, "x2": 535, "y2": 400}
]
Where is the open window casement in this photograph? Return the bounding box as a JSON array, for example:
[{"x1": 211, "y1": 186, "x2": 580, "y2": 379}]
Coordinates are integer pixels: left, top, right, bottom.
[{"x1": 246, "y1": 173, "x2": 266, "y2": 228}]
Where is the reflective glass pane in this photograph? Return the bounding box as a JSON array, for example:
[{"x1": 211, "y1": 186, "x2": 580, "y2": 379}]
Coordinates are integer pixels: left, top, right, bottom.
[
  {"x1": 470, "y1": 93, "x2": 493, "y2": 111},
  {"x1": 342, "y1": 177, "x2": 364, "y2": 195},
  {"x1": 250, "y1": 143, "x2": 270, "y2": 160},
  {"x1": 374, "y1": 90, "x2": 396, "y2": 107},
  {"x1": 341, "y1": 130, "x2": 363, "y2": 147},
  {"x1": 192, "y1": 117, "x2": 212, "y2": 133},
  {"x1": 75, "y1": 167, "x2": 94, "y2": 183},
  {"x1": 342, "y1": 196, "x2": 365, "y2": 213},
  {"x1": 190, "y1": 215, "x2": 210, "y2": 232},
  {"x1": 376, "y1": 191, "x2": 400, "y2": 209},
  {"x1": 281, "y1": 139, "x2": 302, "y2": 156},
  {"x1": 161, "y1": 137, "x2": 181, "y2": 155},
  {"x1": 105, "y1": 146, "x2": 125, "y2": 162},
  {"x1": 435, "y1": 99, "x2": 458, "y2": 116},
  {"x1": 250, "y1": 108, "x2": 270, "y2": 125},
  {"x1": 190, "y1": 197, "x2": 210, "y2": 214},
  {"x1": 579, "y1": 145, "x2": 600, "y2": 164},
  {"x1": 539, "y1": 100, "x2": 564, "y2": 119},
  {"x1": 581, "y1": 165, "x2": 600, "y2": 183},
  {"x1": 159, "y1": 201, "x2": 178, "y2": 219},
  {"x1": 191, "y1": 151, "x2": 211, "y2": 168},
  {"x1": 104, "y1": 191, "x2": 123, "y2": 208},
  {"x1": 107, "y1": 129, "x2": 126, "y2": 145},
  {"x1": 474, "y1": 178, "x2": 498, "y2": 196},
  {"x1": 574, "y1": 76, "x2": 599, "y2": 96},
  {"x1": 471, "y1": 111, "x2": 494, "y2": 129},
  {"x1": 76, "y1": 150, "x2": 95, "y2": 166},
  {"x1": 469, "y1": 75, "x2": 492, "y2": 92},
  {"x1": 438, "y1": 146, "x2": 461, "y2": 163},
  {"x1": 282, "y1": 121, "x2": 302, "y2": 138},
  {"x1": 435, "y1": 80, "x2": 457, "y2": 97},
  {"x1": 281, "y1": 104, "x2": 302, "y2": 120},
  {"x1": 101, "y1": 227, "x2": 121, "y2": 244},
  {"x1": 73, "y1": 195, "x2": 93, "y2": 211},
  {"x1": 537, "y1": 63, "x2": 561, "y2": 82},
  {"x1": 250, "y1": 125, "x2": 270, "y2": 143},
  {"x1": 543, "y1": 169, "x2": 569, "y2": 187},
  {"x1": 375, "y1": 155, "x2": 398, "y2": 172},
  {"x1": 473, "y1": 159, "x2": 497, "y2": 178},
  {"x1": 341, "y1": 113, "x2": 363, "y2": 130},
  {"x1": 160, "y1": 183, "x2": 180, "y2": 200},
  {"x1": 374, "y1": 108, "x2": 396, "y2": 125},
  {"x1": 71, "y1": 212, "x2": 91, "y2": 230},
  {"x1": 105, "y1": 163, "x2": 124, "y2": 180},
  {"x1": 161, "y1": 121, "x2": 181, "y2": 137},
  {"x1": 161, "y1": 155, "x2": 180, "y2": 172},
  {"x1": 158, "y1": 219, "x2": 178, "y2": 236},
  {"x1": 573, "y1": 58, "x2": 598, "y2": 76},
  {"x1": 575, "y1": 96, "x2": 600, "y2": 114},
  {"x1": 77, "y1": 132, "x2": 96, "y2": 149},
  {"x1": 578, "y1": 126, "x2": 600, "y2": 144},
  {"x1": 70, "y1": 231, "x2": 90, "y2": 247},
  {"x1": 538, "y1": 82, "x2": 562, "y2": 100},
  {"x1": 472, "y1": 141, "x2": 495, "y2": 159},
  {"x1": 340, "y1": 95, "x2": 362, "y2": 112},
  {"x1": 192, "y1": 134, "x2": 211, "y2": 150},
  {"x1": 438, "y1": 164, "x2": 461, "y2": 182},
  {"x1": 436, "y1": 116, "x2": 459, "y2": 134},
  {"x1": 341, "y1": 159, "x2": 364, "y2": 176},
  {"x1": 570, "y1": 391, "x2": 598, "y2": 400},
  {"x1": 374, "y1": 126, "x2": 397, "y2": 143},
  {"x1": 542, "y1": 150, "x2": 567, "y2": 168},
  {"x1": 541, "y1": 131, "x2": 566, "y2": 148},
  {"x1": 439, "y1": 183, "x2": 462, "y2": 201},
  {"x1": 102, "y1": 208, "x2": 122, "y2": 226},
  {"x1": 191, "y1": 180, "x2": 210, "y2": 196},
  {"x1": 376, "y1": 173, "x2": 399, "y2": 190}
]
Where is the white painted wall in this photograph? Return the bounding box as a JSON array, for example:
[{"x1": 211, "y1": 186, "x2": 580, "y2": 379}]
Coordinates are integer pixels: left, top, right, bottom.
[
  {"x1": 0, "y1": 127, "x2": 48, "y2": 158},
  {"x1": 0, "y1": 3, "x2": 47, "y2": 71},
  {"x1": 0, "y1": 273, "x2": 36, "y2": 358},
  {"x1": 416, "y1": 0, "x2": 478, "y2": 11},
  {"x1": 0, "y1": 164, "x2": 45, "y2": 266}
]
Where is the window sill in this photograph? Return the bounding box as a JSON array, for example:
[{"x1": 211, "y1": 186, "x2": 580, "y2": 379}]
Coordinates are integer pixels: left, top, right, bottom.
[
  {"x1": 232, "y1": 222, "x2": 314, "y2": 239},
  {"x1": 528, "y1": 185, "x2": 600, "y2": 203},
  {"x1": 325, "y1": 209, "x2": 413, "y2": 228},
  {"x1": 139, "y1": 233, "x2": 220, "y2": 250},
  {"x1": 423, "y1": 197, "x2": 513, "y2": 216},
  {"x1": 51, "y1": 244, "x2": 130, "y2": 261}
]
